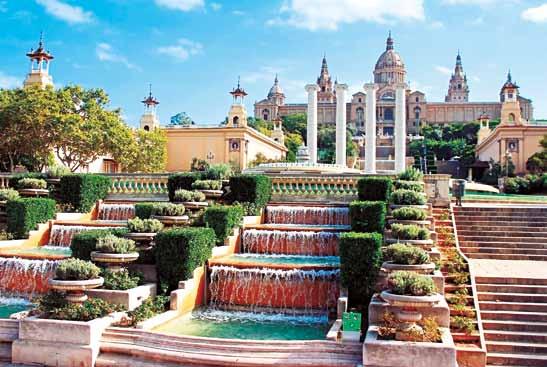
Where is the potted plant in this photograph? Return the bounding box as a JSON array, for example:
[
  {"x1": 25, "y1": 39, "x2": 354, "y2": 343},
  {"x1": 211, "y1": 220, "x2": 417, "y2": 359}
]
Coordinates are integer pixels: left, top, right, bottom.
[
  {"x1": 16, "y1": 178, "x2": 49, "y2": 197},
  {"x1": 48, "y1": 258, "x2": 104, "y2": 303},
  {"x1": 203, "y1": 163, "x2": 233, "y2": 185},
  {"x1": 124, "y1": 217, "x2": 164, "y2": 243},
  {"x1": 150, "y1": 203, "x2": 188, "y2": 225},
  {"x1": 389, "y1": 207, "x2": 430, "y2": 227},
  {"x1": 90, "y1": 234, "x2": 139, "y2": 272},
  {"x1": 45, "y1": 165, "x2": 71, "y2": 184},
  {"x1": 173, "y1": 189, "x2": 208, "y2": 210},
  {"x1": 393, "y1": 179, "x2": 425, "y2": 192},
  {"x1": 387, "y1": 223, "x2": 433, "y2": 248},
  {"x1": 390, "y1": 189, "x2": 428, "y2": 210},
  {"x1": 191, "y1": 179, "x2": 223, "y2": 199},
  {"x1": 398, "y1": 167, "x2": 424, "y2": 182},
  {"x1": 382, "y1": 243, "x2": 434, "y2": 274}
]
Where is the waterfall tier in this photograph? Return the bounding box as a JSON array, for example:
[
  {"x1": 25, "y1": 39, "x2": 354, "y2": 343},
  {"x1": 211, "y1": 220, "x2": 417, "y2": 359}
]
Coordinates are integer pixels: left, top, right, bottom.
[
  {"x1": 97, "y1": 203, "x2": 135, "y2": 221},
  {"x1": 265, "y1": 206, "x2": 349, "y2": 226},
  {"x1": 48, "y1": 224, "x2": 117, "y2": 247},
  {"x1": 0, "y1": 257, "x2": 58, "y2": 296},
  {"x1": 242, "y1": 229, "x2": 340, "y2": 256}
]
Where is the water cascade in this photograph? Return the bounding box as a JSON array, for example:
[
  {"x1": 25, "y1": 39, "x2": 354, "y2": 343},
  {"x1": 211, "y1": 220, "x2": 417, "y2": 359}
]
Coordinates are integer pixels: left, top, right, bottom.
[
  {"x1": 48, "y1": 225, "x2": 117, "y2": 247},
  {"x1": 97, "y1": 203, "x2": 135, "y2": 221},
  {"x1": 242, "y1": 229, "x2": 340, "y2": 256},
  {"x1": 0, "y1": 257, "x2": 58, "y2": 296},
  {"x1": 265, "y1": 206, "x2": 350, "y2": 226}
]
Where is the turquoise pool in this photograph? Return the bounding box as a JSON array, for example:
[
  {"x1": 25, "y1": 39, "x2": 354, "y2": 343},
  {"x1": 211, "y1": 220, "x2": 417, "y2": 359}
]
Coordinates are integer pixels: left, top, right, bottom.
[
  {"x1": 222, "y1": 254, "x2": 340, "y2": 267},
  {"x1": 0, "y1": 297, "x2": 32, "y2": 318}
]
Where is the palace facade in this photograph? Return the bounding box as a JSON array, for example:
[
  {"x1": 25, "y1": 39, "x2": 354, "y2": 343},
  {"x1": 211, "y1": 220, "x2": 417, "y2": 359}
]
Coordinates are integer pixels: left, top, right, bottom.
[{"x1": 254, "y1": 34, "x2": 534, "y2": 135}]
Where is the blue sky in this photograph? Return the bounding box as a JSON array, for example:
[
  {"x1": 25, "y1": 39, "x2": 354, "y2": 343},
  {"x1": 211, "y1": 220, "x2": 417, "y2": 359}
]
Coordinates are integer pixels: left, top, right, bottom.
[{"x1": 1, "y1": 0, "x2": 547, "y2": 126}]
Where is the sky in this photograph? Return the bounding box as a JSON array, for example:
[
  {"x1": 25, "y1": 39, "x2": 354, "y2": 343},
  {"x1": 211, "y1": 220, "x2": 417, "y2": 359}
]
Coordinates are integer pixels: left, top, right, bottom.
[{"x1": 1, "y1": 0, "x2": 547, "y2": 126}]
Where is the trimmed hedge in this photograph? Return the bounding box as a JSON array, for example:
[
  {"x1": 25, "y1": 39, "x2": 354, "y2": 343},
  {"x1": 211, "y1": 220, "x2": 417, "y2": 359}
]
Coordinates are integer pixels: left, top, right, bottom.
[
  {"x1": 390, "y1": 189, "x2": 427, "y2": 205},
  {"x1": 391, "y1": 223, "x2": 430, "y2": 240},
  {"x1": 391, "y1": 207, "x2": 428, "y2": 221},
  {"x1": 357, "y1": 176, "x2": 393, "y2": 201},
  {"x1": 155, "y1": 227, "x2": 216, "y2": 292},
  {"x1": 204, "y1": 205, "x2": 244, "y2": 245},
  {"x1": 70, "y1": 228, "x2": 129, "y2": 261},
  {"x1": 8, "y1": 172, "x2": 46, "y2": 189},
  {"x1": 6, "y1": 198, "x2": 56, "y2": 239},
  {"x1": 339, "y1": 232, "x2": 383, "y2": 306},
  {"x1": 349, "y1": 201, "x2": 386, "y2": 233},
  {"x1": 59, "y1": 174, "x2": 112, "y2": 212},
  {"x1": 229, "y1": 175, "x2": 271, "y2": 214},
  {"x1": 135, "y1": 202, "x2": 155, "y2": 219},
  {"x1": 393, "y1": 180, "x2": 424, "y2": 192},
  {"x1": 167, "y1": 172, "x2": 201, "y2": 201}
]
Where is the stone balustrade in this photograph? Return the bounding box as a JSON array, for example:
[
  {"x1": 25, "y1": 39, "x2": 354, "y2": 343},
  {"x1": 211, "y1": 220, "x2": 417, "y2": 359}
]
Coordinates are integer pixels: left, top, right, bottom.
[
  {"x1": 105, "y1": 174, "x2": 170, "y2": 195},
  {"x1": 0, "y1": 173, "x2": 11, "y2": 189},
  {"x1": 271, "y1": 175, "x2": 359, "y2": 197}
]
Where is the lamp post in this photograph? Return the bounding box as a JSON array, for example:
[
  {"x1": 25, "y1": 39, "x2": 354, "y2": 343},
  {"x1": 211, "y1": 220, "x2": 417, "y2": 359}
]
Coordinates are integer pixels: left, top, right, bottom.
[{"x1": 504, "y1": 149, "x2": 511, "y2": 177}]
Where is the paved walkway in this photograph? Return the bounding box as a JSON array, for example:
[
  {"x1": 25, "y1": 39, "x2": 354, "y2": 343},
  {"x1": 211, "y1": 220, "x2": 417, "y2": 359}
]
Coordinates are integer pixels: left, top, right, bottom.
[{"x1": 470, "y1": 259, "x2": 547, "y2": 279}]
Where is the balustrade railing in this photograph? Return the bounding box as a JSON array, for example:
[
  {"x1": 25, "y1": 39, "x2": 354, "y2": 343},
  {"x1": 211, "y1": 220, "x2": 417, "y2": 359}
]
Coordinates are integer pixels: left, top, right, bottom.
[
  {"x1": 105, "y1": 174, "x2": 170, "y2": 196},
  {"x1": 0, "y1": 174, "x2": 12, "y2": 189},
  {"x1": 271, "y1": 176, "x2": 359, "y2": 197}
]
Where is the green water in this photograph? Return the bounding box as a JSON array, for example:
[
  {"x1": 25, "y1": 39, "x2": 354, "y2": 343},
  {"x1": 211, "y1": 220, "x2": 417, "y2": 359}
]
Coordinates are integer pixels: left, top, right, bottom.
[
  {"x1": 154, "y1": 310, "x2": 330, "y2": 340},
  {"x1": 2, "y1": 246, "x2": 72, "y2": 258},
  {"x1": 224, "y1": 254, "x2": 340, "y2": 267},
  {"x1": 0, "y1": 298, "x2": 32, "y2": 318}
]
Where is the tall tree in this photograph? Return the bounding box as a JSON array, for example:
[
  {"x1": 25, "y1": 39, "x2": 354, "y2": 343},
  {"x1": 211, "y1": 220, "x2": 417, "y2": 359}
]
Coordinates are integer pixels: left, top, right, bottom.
[{"x1": 118, "y1": 129, "x2": 167, "y2": 173}]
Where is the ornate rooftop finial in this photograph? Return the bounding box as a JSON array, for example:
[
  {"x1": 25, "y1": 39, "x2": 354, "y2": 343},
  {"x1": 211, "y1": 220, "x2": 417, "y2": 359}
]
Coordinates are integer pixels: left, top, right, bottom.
[
  {"x1": 507, "y1": 69, "x2": 512, "y2": 83},
  {"x1": 142, "y1": 83, "x2": 159, "y2": 108},
  {"x1": 386, "y1": 31, "x2": 394, "y2": 50},
  {"x1": 230, "y1": 76, "x2": 247, "y2": 99}
]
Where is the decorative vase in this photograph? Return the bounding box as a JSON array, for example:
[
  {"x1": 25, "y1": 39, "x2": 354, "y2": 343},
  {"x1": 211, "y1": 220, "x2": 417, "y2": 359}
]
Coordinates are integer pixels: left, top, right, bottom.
[{"x1": 48, "y1": 277, "x2": 104, "y2": 304}]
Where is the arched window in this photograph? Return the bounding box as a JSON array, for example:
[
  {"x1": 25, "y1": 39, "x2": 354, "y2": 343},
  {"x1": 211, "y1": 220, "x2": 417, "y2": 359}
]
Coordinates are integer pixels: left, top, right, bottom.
[
  {"x1": 508, "y1": 113, "x2": 515, "y2": 123},
  {"x1": 143, "y1": 125, "x2": 150, "y2": 131},
  {"x1": 384, "y1": 107, "x2": 394, "y2": 121},
  {"x1": 262, "y1": 109, "x2": 270, "y2": 121},
  {"x1": 415, "y1": 96, "x2": 419, "y2": 103},
  {"x1": 233, "y1": 116, "x2": 239, "y2": 126},
  {"x1": 358, "y1": 98, "x2": 362, "y2": 103},
  {"x1": 356, "y1": 107, "x2": 364, "y2": 127},
  {"x1": 458, "y1": 84, "x2": 462, "y2": 90},
  {"x1": 414, "y1": 106, "x2": 421, "y2": 121}
]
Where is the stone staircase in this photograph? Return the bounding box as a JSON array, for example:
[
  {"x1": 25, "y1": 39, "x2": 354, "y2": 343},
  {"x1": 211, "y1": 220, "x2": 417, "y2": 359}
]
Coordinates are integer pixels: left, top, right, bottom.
[
  {"x1": 476, "y1": 276, "x2": 547, "y2": 367},
  {"x1": 453, "y1": 206, "x2": 547, "y2": 261}
]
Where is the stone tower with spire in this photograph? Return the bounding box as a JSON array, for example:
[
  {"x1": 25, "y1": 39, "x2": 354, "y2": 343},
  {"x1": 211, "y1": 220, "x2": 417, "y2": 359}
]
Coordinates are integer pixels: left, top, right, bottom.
[
  {"x1": 445, "y1": 51, "x2": 469, "y2": 102},
  {"x1": 140, "y1": 84, "x2": 160, "y2": 131},
  {"x1": 317, "y1": 55, "x2": 336, "y2": 103},
  {"x1": 24, "y1": 32, "x2": 54, "y2": 89}
]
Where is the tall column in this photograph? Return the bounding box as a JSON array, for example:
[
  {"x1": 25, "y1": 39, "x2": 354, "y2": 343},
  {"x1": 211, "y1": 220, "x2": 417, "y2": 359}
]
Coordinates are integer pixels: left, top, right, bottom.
[
  {"x1": 305, "y1": 84, "x2": 319, "y2": 164},
  {"x1": 395, "y1": 84, "x2": 407, "y2": 173},
  {"x1": 364, "y1": 83, "x2": 378, "y2": 174},
  {"x1": 335, "y1": 83, "x2": 348, "y2": 166}
]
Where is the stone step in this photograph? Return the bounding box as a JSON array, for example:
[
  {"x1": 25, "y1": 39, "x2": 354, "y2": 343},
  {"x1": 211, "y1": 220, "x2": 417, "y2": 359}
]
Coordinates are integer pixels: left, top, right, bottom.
[
  {"x1": 479, "y1": 301, "x2": 547, "y2": 313},
  {"x1": 458, "y1": 229, "x2": 547, "y2": 238},
  {"x1": 486, "y1": 352, "x2": 547, "y2": 366},
  {"x1": 456, "y1": 220, "x2": 547, "y2": 227},
  {"x1": 454, "y1": 207, "x2": 547, "y2": 213},
  {"x1": 481, "y1": 310, "x2": 547, "y2": 322},
  {"x1": 460, "y1": 247, "x2": 547, "y2": 255},
  {"x1": 477, "y1": 283, "x2": 547, "y2": 294},
  {"x1": 459, "y1": 235, "x2": 547, "y2": 244},
  {"x1": 484, "y1": 330, "x2": 547, "y2": 343},
  {"x1": 482, "y1": 320, "x2": 547, "y2": 333},
  {"x1": 455, "y1": 215, "x2": 547, "y2": 222},
  {"x1": 478, "y1": 292, "x2": 547, "y2": 303},
  {"x1": 475, "y1": 277, "x2": 547, "y2": 286},
  {"x1": 457, "y1": 225, "x2": 547, "y2": 233},
  {"x1": 465, "y1": 253, "x2": 547, "y2": 261},
  {"x1": 486, "y1": 340, "x2": 547, "y2": 355},
  {"x1": 459, "y1": 241, "x2": 547, "y2": 249}
]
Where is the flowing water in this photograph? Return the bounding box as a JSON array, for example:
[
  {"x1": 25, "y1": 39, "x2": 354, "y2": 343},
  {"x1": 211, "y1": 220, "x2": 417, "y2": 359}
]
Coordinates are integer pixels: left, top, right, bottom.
[
  {"x1": 220, "y1": 254, "x2": 340, "y2": 267},
  {"x1": 242, "y1": 229, "x2": 340, "y2": 256},
  {"x1": 0, "y1": 257, "x2": 58, "y2": 296},
  {"x1": 48, "y1": 225, "x2": 117, "y2": 247},
  {"x1": 0, "y1": 297, "x2": 32, "y2": 318},
  {"x1": 97, "y1": 203, "x2": 135, "y2": 221},
  {"x1": 265, "y1": 206, "x2": 350, "y2": 226}
]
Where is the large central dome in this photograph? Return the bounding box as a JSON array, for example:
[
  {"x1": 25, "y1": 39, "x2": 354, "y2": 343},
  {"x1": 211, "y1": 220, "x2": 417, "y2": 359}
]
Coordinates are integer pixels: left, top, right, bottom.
[{"x1": 374, "y1": 33, "x2": 406, "y2": 85}]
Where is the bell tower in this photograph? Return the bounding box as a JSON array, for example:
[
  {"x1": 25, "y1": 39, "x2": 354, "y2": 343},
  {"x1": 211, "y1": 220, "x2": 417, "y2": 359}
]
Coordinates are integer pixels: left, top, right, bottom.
[
  {"x1": 499, "y1": 70, "x2": 523, "y2": 126},
  {"x1": 227, "y1": 77, "x2": 248, "y2": 128},
  {"x1": 24, "y1": 32, "x2": 54, "y2": 89},
  {"x1": 140, "y1": 84, "x2": 160, "y2": 131},
  {"x1": 445, "y1": 51, "x2": 469, "y2": 102}
]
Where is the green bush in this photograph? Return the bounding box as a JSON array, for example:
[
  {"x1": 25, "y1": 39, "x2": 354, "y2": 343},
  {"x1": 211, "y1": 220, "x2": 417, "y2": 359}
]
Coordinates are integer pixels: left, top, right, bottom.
[
  {"x1": 96, "y1": 234, "x2": 136, "y2": 254},
  {"x1": 44, "y1": 296, "x2": 122, "y2": 321},
  {"x1": 70, "y1": 228, "x2": 129, "y2": 261},
  {"x1": 349, "y1": 201, "x2": 386, "y2": 233},
  {"x1": 191, "y1": 180, "x2": 222, "y2": 190},
  {"x1": 6, "y1": 198, "x2": 56, "y2": 238},
  {"x1": 155, "y1": 227, "x2": 216, "y2": 292},
  {"x1": 173, "y1": 189, "x2": 206, "y2": 202},
  {"x1": 54, "y1": 258, "x2": 101, "y2": 281},
  {"x1": 126, "y1": 295, "x2": 169, "y2": 326},
  {"x1": 46, "y1": 165, "x2": 72, "y2": 179},
  {"x1": 339, "y1": 232, "x2": 383, "y2": 306},
  {"x1": 102, "y1": 268, "x2": 141, "y2": 290},
  {"x1": 151, "y1": 203, "x2": 185, "y2": 217},
  {"x1": 390, "y1": 189, "x2": 427, "y2": 205},
  {"x1": 17, "y1": 178, "x2": 47, "y2": 189},
  {"x1": 59, "y1": 174, "x2": 112, "y2": 212},
  {"x1": 393, "y1": 180, "x2": 424, "y2": 192},
  {"x1": 357, "y1": 176, "x2": 393, "y2": 201},
  {"x1": 167, "y1": 172, "x2": 201, "y2": 201},
  {"x1": 204, "y1": 205, "x2": 244, "y2": 245},
  {"x1": 229, "y1": 175, "x2": 271, "y2": 215},
  {"x1": 0, "y1": 188, "x2": 19, "y2": 201},
  {"x1": 134, "y1": 202, "x2": 155, "y2": 219},
  {"x1": 384, "y1": 243, "x2": 430, "y2": 265},
  {"x1": 203, "y1": 163, "x2": 233, "y2": 180},
  {"x1": 391, "y1": 207, "x2": 428, "y2": 221},
  {"x1": 398, "y1": 167, "x2": 424, "y2": 182},
  {"x1": 388, "y1": 271, "x2": 436, "y2": 296},
  {"x1": 391, "y1": 223, "x2": 430, "y2": 240},
  {"x1": 8, "y1": 173, "x2": 46, "y2": 188},
  {"x1": 127, "y1": 217, "x2": 164, "y2": 233}
]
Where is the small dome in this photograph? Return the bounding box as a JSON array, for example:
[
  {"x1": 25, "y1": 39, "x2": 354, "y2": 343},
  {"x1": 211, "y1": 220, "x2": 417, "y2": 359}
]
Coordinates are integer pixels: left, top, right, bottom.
[
  {"x1": 375, "y1": 32, "x2": 405, "y2": 70},
  {"x1": 268, "y1": 75, "x2": 283, "y2": 97}
]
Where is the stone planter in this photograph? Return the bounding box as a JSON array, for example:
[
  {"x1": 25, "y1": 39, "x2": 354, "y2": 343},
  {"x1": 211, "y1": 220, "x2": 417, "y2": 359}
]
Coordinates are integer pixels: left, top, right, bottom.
[
  {"x1": 124, "y1": 232, "x2": 157, "y2": 244},
  {"x1": 17, "y1": 188, "x2": 49, "y2": 197},
  {"x1": 199, "y1": 189, "x2": 223, "y2": 199},
  {"x1": 381, "y1": 261, "x2": 435, "y2": 275},
  {"x1": 48, "y1": 277, "x2": 104, "y2": 303},
  {"x1": 179, "y1": 201, "x2": 208, "y2": 210},
  {"x1": 385, "y1": 237, "x2": 434, "y2": 249},
  {"x1": 388, "y1": 219, "x2": 432, "y2": 228},
  {"x1": 87, "y1": 283, "x2": 157, "y2": 311},
  {"x1": 45, "y1": 178, "x2": 61, "y2": 185},
  {"x1": 152, "y1": 214, "x2": 189, "y2": 226},
  {"x1": 90, "y1": 251, "x2": 139, "y2": 272}
]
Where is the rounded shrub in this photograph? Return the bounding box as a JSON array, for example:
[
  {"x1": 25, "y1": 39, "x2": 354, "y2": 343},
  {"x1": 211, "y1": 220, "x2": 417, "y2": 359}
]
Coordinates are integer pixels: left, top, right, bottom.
[
  {"x1": 391, "y1": 207, "x2": 428, "y2": 221},
  {"x1": 102, "y1": 268, "x2": 141, "y2": 290},
  {"x1": 357, "y1": 176, "x2": 393, "y2": 201},
  {"x1": 17, "y1": 178, "x2": 47, "y2": 190},
  {"x1": 398, "y1": 167, "x2": 424, "y2": 182},
  {"x1": 96, "y1": 234, "x2": 136, "y2": 254},
  {"x1": 127, "y1": 217, "x2": 164, "y2": 233},
  {"x1": 46, "y1": 165, "x2": 72, "y2": 179},
  {"x1": 191, "y1": 180, "x2": 222, "y2": 190},
  {"x1": 173, "y1": 189, "x2": 206, "y2": 202},
  {"x1": 388, "y1": 271, "x2": 436, "y2": 296},
  {"x1": 391, "y1": 223, "x2": 430, "y2": 240},
  {"x1": 390, "y1": 189, "x2": 427, "y2": 205},
  {"x1": 203, "y1": 163, "x2": 233, "y2": 180},
  {"x1": 384, "y1": 243, "x2": 430, "y2": 265},
  {"x1": 393, "y1": 180, "x2": 424, "y2": 192},
  {"x1": 55, "y1": 258, "x2": 101, "y2": 281},
  {"x1": 0, "y1": 188, "x2": 20, "y2": 201},
  {"x1": 152, "y1": 203, "x2": 185, "y2": 217}
]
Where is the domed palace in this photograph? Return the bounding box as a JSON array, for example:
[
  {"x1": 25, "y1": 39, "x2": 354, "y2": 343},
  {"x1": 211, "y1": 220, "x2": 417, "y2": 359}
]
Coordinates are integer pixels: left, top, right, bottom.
[{"x1": 254, "y1": 33, "x2": 534, "y2": 135}]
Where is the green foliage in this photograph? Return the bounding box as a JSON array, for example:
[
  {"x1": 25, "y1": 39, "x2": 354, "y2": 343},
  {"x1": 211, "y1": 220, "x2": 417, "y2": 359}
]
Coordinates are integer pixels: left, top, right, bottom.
[
  {"x1": 126, "y1": 295, "x2": 169, "y2": 326},
  {"x1": 127, "y1": 217, "x2": 164, "y2": 233},
  {"x1": 173, "y1": 189, "x2": 206, "y2": 202},
  {"x1": 384, "y1": 243, "x2": 430, "y2": 265},
  {"x1": 96, "y1": 234, "x2": 136, "y2": 254},
  {"x1": 191, "y1": 180, "x2": 222, "y2": 190},
  {"x1": 17, "y1": 178, "x2": 47, "y2": 189},
  {"x1": 480, "y1": 158, "x2": 515, "y2": 185},
  {"x1": 155, "y1": 227, "x2": 216, "y2": 292},
  {"x1": 117, "y1": 128, "x2": 167, "y2": 173},
  {"x1": 8, "y1": 173, "x2": 46, "y2": 188},
  {"x1": 284, "y1": 132, "x2": 304, "y2": 162},
  {"x1": 388, "y1": 271, "x2": 437, "y2": 296},
  {"x1": 134, "y1": 202, "x2": 155, "y2": 219},
  {"x1": 451, "y1": 316, "x2": 476, "y2": 334},
  {"x1": 317, "y1": 127, "x2": 357, "y2": 163},
  {"x1": 70, "y1": 228, "x2": 128, "y2": 261},
  {"x1": 391, "y1": 207, "x2": 428, "y2": 221},
  {"x1": 203, "y1": 163, "x2": 233, "y2": 180},
  {"x1": 504, "y1": 174, "x2": 546, "y2": 194},
  {"x1": 0, "y1": 188, "x2": 19, "y2": 201},
  {"x1": 393, "y1": 180, "x2": 424, "y2": 192},
  {"x1": 102, "y1": 268, "x2": 141, "y2": 290},
  {"x1": 339, "y1": 232, "x2": 383, "y2": 307},
  {"x1": 349, "y1": 201, "x2": 386, "y2": 233},
  {"x1": 391, "y1": 223, "x2": 430, "y2": 240},
  {"x1": 6, "y1": 198, "x2": 56, "y2": 238},
  {"x1": 398, "y1": 167, "x2": 424, "y2": 182},
  {"x1": 55, "y1": 258, "x2": 101, "y2": 281},
  {"x1": 59, "y1": 174, "x2": 112, "y2": 212},
  {"x1": 167, "y1": 172, "x2": 200, "y2": 201},
  {"x1": 43, "y1": 296, "x2": 122, "y2": 321},
  {"x1": 152, "y1": 203, "x2": 185, "y2": 217},
  {"x1": 46, "y1": 164, "x2": 72, "y2": 178},
  {"x1": 229, "y1": 175, "x2": 271, "y2": 215},
  {"x1": 390, "y1": 189, "x2": 427, "y2": 205},
  {"x1": 282, "y1": 113, "x2": 307, "y2": 138},
  {"x1": 191, "y1": 158, "x2": 210, "y2": 172},
  {"x1": 357, "y1": 176, "x2": 393, "y2": 201},
  {"x1": 203, "y1": 205, "x2": 244, "y2": 245}
]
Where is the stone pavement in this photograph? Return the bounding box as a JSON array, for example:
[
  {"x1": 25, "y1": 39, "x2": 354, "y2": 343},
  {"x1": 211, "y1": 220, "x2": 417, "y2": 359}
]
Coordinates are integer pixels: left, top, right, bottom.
[{"x1": 470, "y1": 259, "x2": 547, "y2": 279}]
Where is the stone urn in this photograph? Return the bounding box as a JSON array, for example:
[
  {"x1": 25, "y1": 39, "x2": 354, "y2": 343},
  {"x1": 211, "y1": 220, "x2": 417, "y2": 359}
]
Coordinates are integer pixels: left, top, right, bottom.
[
  {"x1": 124, "y1": 232, "x2": 157, "y2": 243},
  {"x1": 381, "y1": 261, "x2": 436, "y2": 275},
  {"x1": 48, "y1": 277, "x2": 104, "y2": 304},
  {"x1": 180, "y1": 201, "x2": 209, "y2": 210},
  {"x1": 17, "y1": 188, "x2": 49, "y2": 197},
  {"x1": 198, "y1": 189, "x2": 223, "y2": 199},
  {"x1": 90, "y1": 251, "x2": 139, "y2": 272},
  {"x1": 151, "y1": 214, "x2": 189, "y2": 226}
]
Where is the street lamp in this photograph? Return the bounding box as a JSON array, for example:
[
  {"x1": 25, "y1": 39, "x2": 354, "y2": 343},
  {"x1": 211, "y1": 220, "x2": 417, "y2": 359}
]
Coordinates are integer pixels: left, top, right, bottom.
[{"x1": 504, "y1": 149, "x2": 511, "y2": 177}]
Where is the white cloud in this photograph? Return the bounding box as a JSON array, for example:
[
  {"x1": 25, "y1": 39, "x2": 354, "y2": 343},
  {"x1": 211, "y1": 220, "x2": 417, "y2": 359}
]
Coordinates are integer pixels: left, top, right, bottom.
[
  {"x1": 157, "y1": 38, "x2": 203, "y2": 61},
  {"x1": 210, "y1": 2, "x2": 222, "y2": 11},
  {"x1": 435, "y1": 65, "x2": 452, "y2": 75},
  {"x1": 96, "y1": 43, "x2": 140, "y2": 70},
  {"x1": 0, "y1": 71, "x2": 21, "y2": 89},
  {"x1": 443, "y1": 0, "x2": 517, "y2": 5},
  {"x1": 429, "y1": 20, "x2": 444, "y2": 29},
  {"x1": 154, "y1": 0, "x2": 204, "y2": 11},
  {"x1": 521, "y1": 3, "x2": 547, "y2": 23},
  {"x1": 232, "y1": 10, "x2": 245, "y2": 16},
  {"x1": 267, "y1": 0, "x2": 425, "y2": 31},
  {"x1": 35, "y1": 0, "x2": 93, "y2": 24}
]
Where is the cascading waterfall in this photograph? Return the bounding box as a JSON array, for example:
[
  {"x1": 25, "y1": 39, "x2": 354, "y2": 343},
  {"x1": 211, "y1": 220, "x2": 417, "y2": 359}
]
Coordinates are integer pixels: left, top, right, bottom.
[
  {"x1": 242, "y1": 229, "x2": 340, "y2": 256},
  {"x1": 208, "y1": 265, "x2": 340, "y2": 314},
  {"x1": 97, "y1": 203, "x2": 135, "y2": 221},
  {"x1": 0, "y1": 257, "x2": 58, "y2": 296},
  {"x1": 48, "y1": 225, "x2": 117, "y2": 247},
  {"x1": 265, "y1": 206, "x2": 350, "y2": 226}
]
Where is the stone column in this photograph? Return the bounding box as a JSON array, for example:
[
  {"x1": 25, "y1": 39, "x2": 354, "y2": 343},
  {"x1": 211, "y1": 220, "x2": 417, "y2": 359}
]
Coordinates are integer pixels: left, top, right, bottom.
[
  {"x1": 395, "y1": 84, "x2": 407, "y2": 173},
  {"x1": 305, "y1": 84, "x2": 319, "y2": 164},
  {"x1": 335, "y1": 83, "x2": 348, "y2": 166},
  {"x1": 364, "y1": 83, "x2": 378, "y2": 174}
]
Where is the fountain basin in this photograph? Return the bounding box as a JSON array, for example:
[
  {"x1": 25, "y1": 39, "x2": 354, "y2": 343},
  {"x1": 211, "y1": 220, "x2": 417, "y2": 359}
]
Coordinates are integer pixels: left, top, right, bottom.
[
  {"x1": 0, "y1": 297, "x2": 32, "y2": 318},
  {"x1": 212, "y1": 254, "x2": 340, "y2": 270}
]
